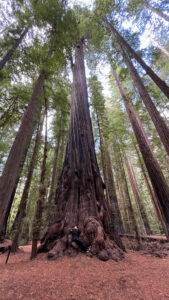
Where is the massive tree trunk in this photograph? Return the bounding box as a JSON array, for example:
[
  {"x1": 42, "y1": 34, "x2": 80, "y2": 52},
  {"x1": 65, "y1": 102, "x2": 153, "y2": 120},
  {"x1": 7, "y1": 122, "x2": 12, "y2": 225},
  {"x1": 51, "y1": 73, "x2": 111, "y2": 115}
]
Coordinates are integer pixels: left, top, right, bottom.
[
  {"x1": 39, "y1": 40, "x2": 124, "y2": 261},
  {"x1": 111, "y1": 43, "x2": 169, "y2": 157},
  {"x1": 0, "y1": 27, "x2": 28, "y2": 71},
  {"x1": 114, "y1": 71, "x2": 169, "y2": 238},
  {"x1": 0, "y1": 32, "x2": 57, "y2": 241},
  {"x1": 11, "y1": 115, "x2": 43, "y2": 252},
  {"x1": 31, "y1": 98, "x2": 48, "y2": 259},
  {"x1": 105, "y1": 20, "x2": 169, "y2": 99},
  {"x1": 125, "y1": 154, "x2": 152, "y2": 235},
  {"x1": 144, "y1": 1, "x2": 169, "y2": 23}
]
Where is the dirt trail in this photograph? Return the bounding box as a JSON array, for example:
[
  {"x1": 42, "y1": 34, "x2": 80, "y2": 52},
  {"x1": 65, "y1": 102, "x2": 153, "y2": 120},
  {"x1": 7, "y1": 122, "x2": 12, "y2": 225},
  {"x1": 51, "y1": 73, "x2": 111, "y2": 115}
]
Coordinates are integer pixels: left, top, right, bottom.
[{"x1": 1, "y1": 245, "x2": 169, "y2": 300}]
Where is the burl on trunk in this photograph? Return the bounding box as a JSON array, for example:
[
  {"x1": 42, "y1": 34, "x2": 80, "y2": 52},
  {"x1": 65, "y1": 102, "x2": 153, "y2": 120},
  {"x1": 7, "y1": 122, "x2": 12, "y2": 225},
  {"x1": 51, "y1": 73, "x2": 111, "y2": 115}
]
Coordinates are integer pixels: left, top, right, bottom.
[{"x1": 39, "y1": 40, "x2": 124, "y2": 261}]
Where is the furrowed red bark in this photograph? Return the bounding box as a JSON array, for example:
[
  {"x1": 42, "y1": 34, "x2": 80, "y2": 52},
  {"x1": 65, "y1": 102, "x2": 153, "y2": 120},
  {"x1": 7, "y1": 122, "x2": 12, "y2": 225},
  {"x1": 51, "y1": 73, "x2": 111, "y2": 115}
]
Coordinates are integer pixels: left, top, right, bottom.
[
  {"x1": 31, "y1": 98, "x2": 48, "y2": 259},
  {"x1": 11, "y1": 115, "x2": 43, "y2": 252},
  {"x1": 0, "y1": 27, "x2": 28, "y2": 71},
  {"x1": 39, "y1": 40, "x2": 124, "y2": 261},
  {"x1": 114, "y1": 71, "x2": 169, "y2": 238},
  {"x1": 112, "y1": 40, "x2": 169, "y2": 157},
  {"x1": 105, "y1": 19, "x2": 169, "y2": 99},
  {"x1": 0, "y1": 32, "x2": 57, "y2": 241}
]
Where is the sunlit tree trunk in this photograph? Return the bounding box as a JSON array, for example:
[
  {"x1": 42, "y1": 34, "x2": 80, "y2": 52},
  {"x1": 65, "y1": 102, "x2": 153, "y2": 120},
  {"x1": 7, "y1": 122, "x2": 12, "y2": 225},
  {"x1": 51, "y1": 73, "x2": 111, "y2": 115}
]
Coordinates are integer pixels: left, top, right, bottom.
[
  {"x1": 144, "y1": 1, "x2": 169, "y2": 23},
  {"x1": 105, "y1": 20, "x2": 169, "y2": 99}
]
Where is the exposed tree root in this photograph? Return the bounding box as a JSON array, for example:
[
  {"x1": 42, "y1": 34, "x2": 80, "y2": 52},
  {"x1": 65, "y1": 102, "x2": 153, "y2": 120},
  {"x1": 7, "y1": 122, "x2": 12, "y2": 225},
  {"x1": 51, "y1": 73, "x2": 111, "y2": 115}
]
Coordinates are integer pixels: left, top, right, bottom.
[{"x1": 38, "y1": 217, "x2": 124, "y2": 261}]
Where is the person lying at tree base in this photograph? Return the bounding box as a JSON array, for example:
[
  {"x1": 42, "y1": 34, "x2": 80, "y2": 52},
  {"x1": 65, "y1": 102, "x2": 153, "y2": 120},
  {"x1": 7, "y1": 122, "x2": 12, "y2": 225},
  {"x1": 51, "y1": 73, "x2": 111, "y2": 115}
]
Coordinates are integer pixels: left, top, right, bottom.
[{"x1": 70, "y1": 226, "x2": 91, "y2": 253}]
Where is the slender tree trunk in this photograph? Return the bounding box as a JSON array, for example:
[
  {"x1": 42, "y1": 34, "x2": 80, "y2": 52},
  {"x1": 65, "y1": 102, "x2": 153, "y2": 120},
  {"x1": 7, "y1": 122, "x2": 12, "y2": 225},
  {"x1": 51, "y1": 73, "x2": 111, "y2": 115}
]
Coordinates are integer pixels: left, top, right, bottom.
[
  {"x1": 0, "y1": 32, "x2": 57, "y2": 241},
  {"x1": 111, "y1": 41, "x2": 169, "y2": 157},
  {"x1": 117, "y1": 179, "x2": 130, "y2": 233},
  {"x1": 135, "y1": 144, "x2": 165, "y2": 234},
  {"x1": 95, "y1": 108, "x2": 124, "y2": 233},
  {"x1": 144, "y1": 1, "x2": 169, "y2": 23},
  {"x1": 114, "y1": 71, "x2": 169, "y2": 238},
  {"x1": 152, "y1": 40, "x2": 169, "y2": 58},
  {"x1": 135, "y1": 145, "x2": 160, "y2": 221},
  {"x1": 31, "y1": 99, "x2": 48, "y2": 259},
  {"x1": 39, "y1": 40, "x2": 124, "y2": 261},
  {"x1": 1, "y1": 125, "x2": 34, "y2": 240},
  {"x1": 47, "y1": 132, "x2": 61, "y2": 223},
  {"x1": 96, "y1": 110, "x2": 110, "y2": 205},
  {"x1": 11, "y1": 115, "x2": 43, "y2": 252},
  {"x1": 104, "y1": 146, "x2": 124, "y2": 233},
  {"x1": 118, "y1": 149, "x2": 140, "y2": 238},
  {"x1": 0, "y1": 28, "x2": 28, "y2": 71},
  {"x1": 125, "y1": 154, "x2": 151, "y2": 235},
  {"x1": 105, "y1": 19, "x2": 169, "y2": 99}
]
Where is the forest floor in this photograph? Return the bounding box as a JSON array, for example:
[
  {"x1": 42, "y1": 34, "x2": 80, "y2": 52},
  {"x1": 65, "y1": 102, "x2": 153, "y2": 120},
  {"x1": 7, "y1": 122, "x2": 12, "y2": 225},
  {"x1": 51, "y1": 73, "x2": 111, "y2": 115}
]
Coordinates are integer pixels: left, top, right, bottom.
[{"x1": 1, "y1": 241, "x2": 169, "y2": 300}]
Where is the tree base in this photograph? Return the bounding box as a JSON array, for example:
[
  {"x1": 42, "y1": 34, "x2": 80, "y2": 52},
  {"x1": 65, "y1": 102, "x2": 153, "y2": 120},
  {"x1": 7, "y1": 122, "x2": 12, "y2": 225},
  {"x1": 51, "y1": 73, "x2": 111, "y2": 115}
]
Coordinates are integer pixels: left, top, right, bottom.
[{"x1": 38, "y1": 217, "x2": 125, "y2": 261}]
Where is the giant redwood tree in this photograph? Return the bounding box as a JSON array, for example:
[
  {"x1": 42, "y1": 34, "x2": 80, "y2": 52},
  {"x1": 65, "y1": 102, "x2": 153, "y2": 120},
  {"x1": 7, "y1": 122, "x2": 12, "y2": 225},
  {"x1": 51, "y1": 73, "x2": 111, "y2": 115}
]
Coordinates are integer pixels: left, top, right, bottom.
[{"x1": 39, "y1": 40, "x2": 124, "y2": 261}]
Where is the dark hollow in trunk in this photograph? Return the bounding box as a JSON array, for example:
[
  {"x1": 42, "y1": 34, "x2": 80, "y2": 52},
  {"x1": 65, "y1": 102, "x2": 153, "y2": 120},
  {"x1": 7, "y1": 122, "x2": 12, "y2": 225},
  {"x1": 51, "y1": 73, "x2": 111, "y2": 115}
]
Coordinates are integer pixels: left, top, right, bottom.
[{"x1": 39, "y1": 40, "x2": 124, "y2": 262}]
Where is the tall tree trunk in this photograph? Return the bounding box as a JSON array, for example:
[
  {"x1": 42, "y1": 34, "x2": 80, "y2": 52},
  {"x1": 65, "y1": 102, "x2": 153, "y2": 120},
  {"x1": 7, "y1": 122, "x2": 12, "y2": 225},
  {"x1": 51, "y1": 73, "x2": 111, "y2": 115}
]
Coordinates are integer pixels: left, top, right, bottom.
[
  {"x1": 1, "y1": 125, "x2": 34, "y2": 240},
  {"x1": 125, "y1": 154, "x2": 152, "y2": 235},
  {"x1": 135, "y1": 144, "x2": 165, "y2": 234},
  {"x1": 39, "y1": 40, "x2": 124, "y2": 261},
  {"x1": 0, "y1": 32, "x2": 57, "y2": 241},
  {"x1": 47, "y1": 131, "x2": 61, "y2": 223},
  {"x1": 104, "y1": 145, "x2": 124, "y2": 234},
  {"x1": 144, "y1": 1, "x2": 169, "y2": 23},
  {"x1": 117, "y1": 179, "x2": 130, "y2": 233},
  {"x1": 153, "y1": 40, "x2": 169, "y2": 58},
  {"x1": 11, "y1": 115, "x2": 43, "y2": 252},
  {"x1": 31, "y1": 98, "x2": 48, "y2": 259},
  {"x1": 96, "y1": 110, "x2": 110, "y2": 204},
  {"x1": 94, "y1": 107, "x2": 124, "y2": 233},
  {"x1": 114, "y1": 71, "x2": 169, "y2": 238},
  {"x1": 117, "y1": 149, "x2": 140, "y2": 238},
  {"x1": 0, "y1": 27, "x2": 28, "y2": 71},
  {"x1": 105, "y1": 19, "x2": 169, "y2": 99},
  {"x1": 111, "y1": 42, "x2": 169, "y2": 157}
]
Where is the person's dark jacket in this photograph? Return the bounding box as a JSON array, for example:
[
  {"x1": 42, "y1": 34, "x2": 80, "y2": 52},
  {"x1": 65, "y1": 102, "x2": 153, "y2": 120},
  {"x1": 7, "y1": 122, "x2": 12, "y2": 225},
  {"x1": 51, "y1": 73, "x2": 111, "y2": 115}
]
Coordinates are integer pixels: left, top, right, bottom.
[{"x1": 70, "y1": 229, "x2": 81, "y2": 241}]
